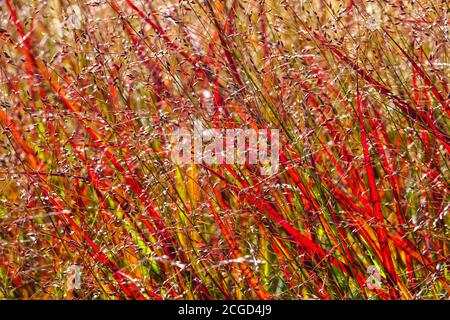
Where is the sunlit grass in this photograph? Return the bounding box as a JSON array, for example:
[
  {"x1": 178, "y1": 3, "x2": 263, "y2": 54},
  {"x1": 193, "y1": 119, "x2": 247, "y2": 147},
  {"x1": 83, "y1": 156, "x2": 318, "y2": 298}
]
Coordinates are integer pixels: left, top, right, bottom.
[{"x1": 0, "y1": 0, "x2": 448, "y2": 299}]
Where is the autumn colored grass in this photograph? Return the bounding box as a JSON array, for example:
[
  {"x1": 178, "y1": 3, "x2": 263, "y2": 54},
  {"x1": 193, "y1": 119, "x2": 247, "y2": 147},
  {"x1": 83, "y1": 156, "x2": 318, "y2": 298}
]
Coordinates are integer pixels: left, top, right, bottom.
[{"x1": 0, "y1": 0, "x2": 448, "y2": 299}]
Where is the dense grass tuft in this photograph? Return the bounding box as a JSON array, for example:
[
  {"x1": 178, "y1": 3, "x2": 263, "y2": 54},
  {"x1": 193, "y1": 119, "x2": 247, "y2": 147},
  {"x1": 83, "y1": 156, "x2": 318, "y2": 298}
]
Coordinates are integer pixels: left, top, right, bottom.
[{"x1": 0, "y1": 0, "x2": 448, "y2": 299}]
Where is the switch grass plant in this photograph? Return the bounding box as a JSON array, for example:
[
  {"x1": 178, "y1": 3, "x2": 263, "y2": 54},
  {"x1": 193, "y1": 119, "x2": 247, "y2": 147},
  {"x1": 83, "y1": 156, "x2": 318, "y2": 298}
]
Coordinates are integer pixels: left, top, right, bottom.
[{"x1": 0, "y1": 0, "x2": 448, "y2": 299}]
